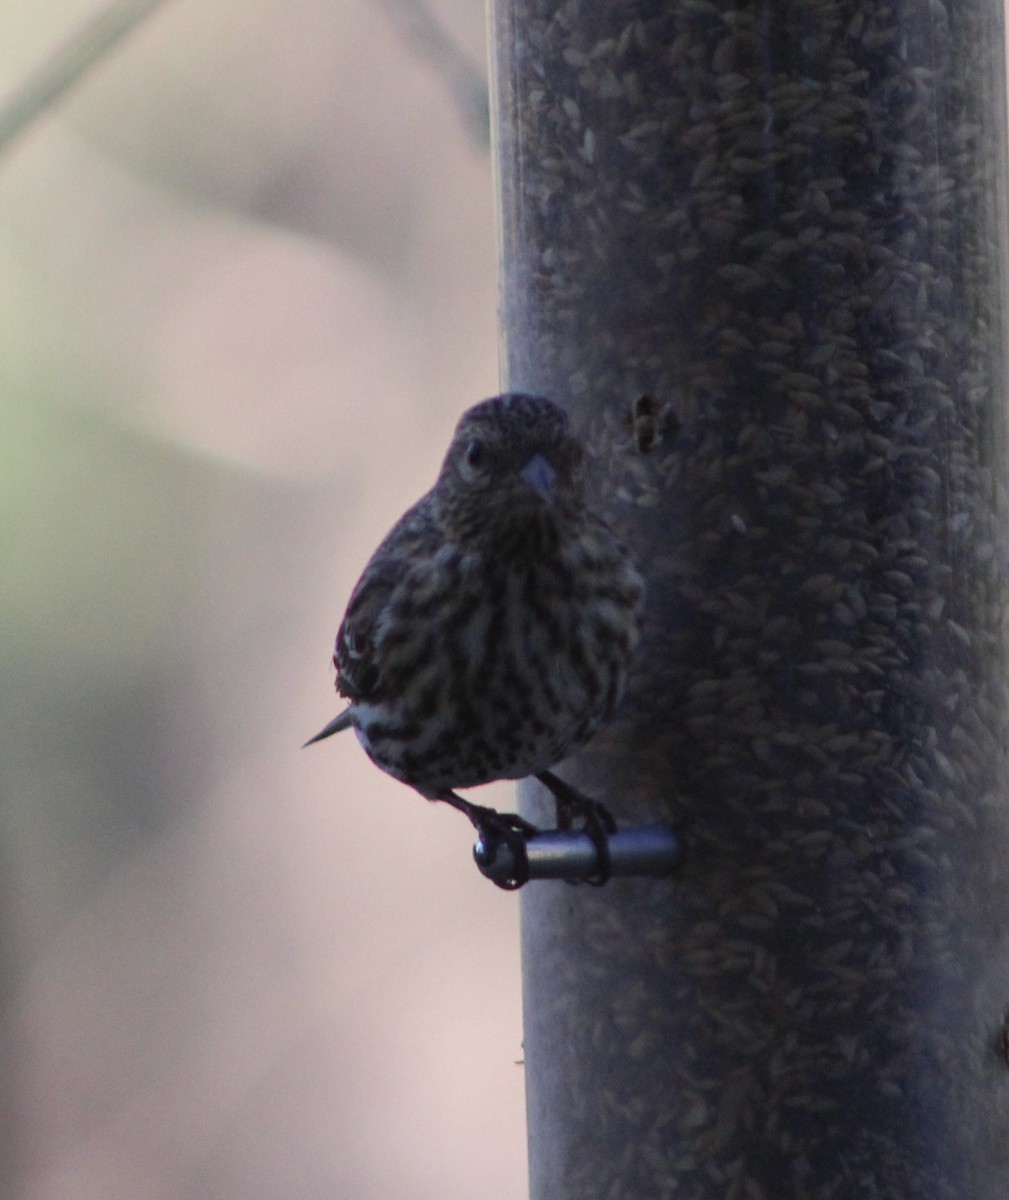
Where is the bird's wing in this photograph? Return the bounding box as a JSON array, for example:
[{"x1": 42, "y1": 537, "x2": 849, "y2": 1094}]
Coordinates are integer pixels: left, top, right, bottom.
[
  {"x1": 334, "y1": 496, "x2": 434, "y2": 703},
  {"x1": 334, "y1": 567, "x2": 392, "y2": 702}
]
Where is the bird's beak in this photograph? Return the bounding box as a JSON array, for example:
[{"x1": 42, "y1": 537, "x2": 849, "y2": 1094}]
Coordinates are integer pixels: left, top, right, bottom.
[
  {"x1": 303, "y1": 709, "x2": 353, "y2": 747},
  {"x1": 519, "y1": 452, "x2": 556, "y2": 502}
]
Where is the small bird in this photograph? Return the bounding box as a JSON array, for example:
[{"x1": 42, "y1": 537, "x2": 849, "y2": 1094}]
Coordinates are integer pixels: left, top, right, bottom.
[{"x1": 306, "y1": 393, "x2": 644, "y2": 887}]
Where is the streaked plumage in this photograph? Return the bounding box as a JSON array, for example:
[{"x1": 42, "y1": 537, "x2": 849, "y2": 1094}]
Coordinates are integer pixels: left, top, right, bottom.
[{"x1": 307, "y1": 393, "x2": 643, "y2": 885}]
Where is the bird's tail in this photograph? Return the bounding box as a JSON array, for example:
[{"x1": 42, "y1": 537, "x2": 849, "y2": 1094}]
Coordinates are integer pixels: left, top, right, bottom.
[{"x1": 303, "y1": 708, "x2": 353, "y2": 747}]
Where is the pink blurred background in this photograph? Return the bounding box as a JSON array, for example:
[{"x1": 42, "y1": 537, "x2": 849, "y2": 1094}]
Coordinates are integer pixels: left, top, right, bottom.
[{"x1": 0, "y1": 2, "x2": 526, "y2": 1197}]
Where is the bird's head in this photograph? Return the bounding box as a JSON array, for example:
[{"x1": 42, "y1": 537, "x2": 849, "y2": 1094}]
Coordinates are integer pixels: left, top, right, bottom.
[{"x1": 436, "y1": 394, "x2": 586, "y2": 545}]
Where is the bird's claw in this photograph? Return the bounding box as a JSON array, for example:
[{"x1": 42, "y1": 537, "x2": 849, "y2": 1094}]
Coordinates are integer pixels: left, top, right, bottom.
[
  {"x1": 536, "y1": 770, "x2": 616, "y2": 885},
  {"x1": 578, "y1": 803, "x2": 615, "y2": 887},
  {"x1": 470, "y1": 806, "x2": 537, "y2": 890}
]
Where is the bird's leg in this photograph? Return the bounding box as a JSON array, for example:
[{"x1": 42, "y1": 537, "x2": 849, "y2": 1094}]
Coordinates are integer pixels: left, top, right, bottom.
[
  {"x1": 535, "y1": 770, "x2": 616, "y2": 886},
  {"x1": 433, "y1": 790, "x2": 538, "y2": 890},
  {"x1": 536, "y1": 769, "x2": 618, "y2": 834}
]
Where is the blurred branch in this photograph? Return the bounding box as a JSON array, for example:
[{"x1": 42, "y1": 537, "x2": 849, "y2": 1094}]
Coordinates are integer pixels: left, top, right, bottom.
[
  {"x1": 0, "y1": 0, "x2": 173, "y2": 159},
  {"x1": 377, "y1": 0, "x2": 490, "y2": 148},
  {"x1": 0, "y1": 0, "x2": 489, "y2": 161}
]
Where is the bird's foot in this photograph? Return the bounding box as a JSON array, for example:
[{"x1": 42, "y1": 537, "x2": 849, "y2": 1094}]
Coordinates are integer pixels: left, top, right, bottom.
[
  {"x1": 469, "y1": 806, "x2": 538, "y2": 890},
  {"x1": 435, "y1": 790, "x2": 537, "y2": 890},
  {"x1": 535, "y1": 770, "x2": 616, "y2": 885}
]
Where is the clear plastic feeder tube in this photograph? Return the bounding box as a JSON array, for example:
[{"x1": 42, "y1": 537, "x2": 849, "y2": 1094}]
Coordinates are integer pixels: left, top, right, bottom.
[{"x1": 491, "y1": 1, "x2": 1009, "y2": 1196}]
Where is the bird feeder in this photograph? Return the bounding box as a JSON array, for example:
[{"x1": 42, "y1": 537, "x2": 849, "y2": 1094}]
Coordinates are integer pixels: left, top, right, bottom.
[{"x1": 490, "y1": 1, "x2": 1009, "y2": 1196}]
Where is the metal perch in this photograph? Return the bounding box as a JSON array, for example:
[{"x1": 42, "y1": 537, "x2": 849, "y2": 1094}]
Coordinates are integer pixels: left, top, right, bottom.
[{"x1": 474, "y1": 824, "x2": 681, "y2": 887}]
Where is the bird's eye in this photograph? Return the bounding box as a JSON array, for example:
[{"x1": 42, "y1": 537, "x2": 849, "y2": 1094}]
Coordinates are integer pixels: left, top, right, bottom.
[{"x1": 459, "y1": 438, "x2": 489, "y2": 483}]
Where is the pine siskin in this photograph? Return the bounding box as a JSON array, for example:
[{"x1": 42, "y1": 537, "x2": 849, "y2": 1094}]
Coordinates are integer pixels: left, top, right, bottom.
[{"x1": 306, "y1": 393, "x2": 644, "y2": 887}]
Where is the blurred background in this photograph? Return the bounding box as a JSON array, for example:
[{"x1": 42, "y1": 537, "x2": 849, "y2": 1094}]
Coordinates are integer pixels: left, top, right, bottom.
[{"x1": 0, "y1": 2, "x2": 526, "y2": 1197}]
